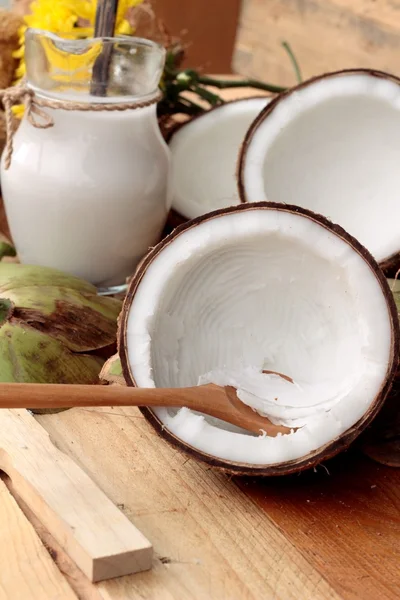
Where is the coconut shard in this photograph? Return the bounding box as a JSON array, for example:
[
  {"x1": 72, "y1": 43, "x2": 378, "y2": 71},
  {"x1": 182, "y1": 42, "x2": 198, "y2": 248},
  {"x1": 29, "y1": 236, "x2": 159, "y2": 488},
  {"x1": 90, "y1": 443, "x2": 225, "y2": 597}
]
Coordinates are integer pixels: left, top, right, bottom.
[
  {"x1": 168, "y1": 97, "x2": 270, "y2": 222},
  {"x1": 119, "y1": 203, "x2": 399, "y2": 476},
  {"x1": 238, "y1": 69, "x2": 400, "y2": 273}
]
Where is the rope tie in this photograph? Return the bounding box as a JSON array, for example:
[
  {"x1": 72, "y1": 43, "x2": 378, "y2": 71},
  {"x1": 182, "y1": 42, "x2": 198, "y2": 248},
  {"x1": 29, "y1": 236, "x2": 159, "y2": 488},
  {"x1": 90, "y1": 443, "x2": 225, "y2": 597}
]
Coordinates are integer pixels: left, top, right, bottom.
[{"x1": 0, "y1": 85, "x2": 162, "y2": 170}]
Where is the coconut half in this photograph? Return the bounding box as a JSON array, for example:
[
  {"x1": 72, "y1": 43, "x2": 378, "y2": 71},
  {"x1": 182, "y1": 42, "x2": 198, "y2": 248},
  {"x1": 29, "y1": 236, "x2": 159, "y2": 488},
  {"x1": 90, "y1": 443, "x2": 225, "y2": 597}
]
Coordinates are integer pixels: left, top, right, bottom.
[
  {"x1": 119, "y1": 203, "x2": 399, "y2": 475},
  {"x1": 238, "y1": 69, "x2": 400, "y2": 271},
  {"x1": 169, "y1": 97, "x2": 270, "y2": 221}
]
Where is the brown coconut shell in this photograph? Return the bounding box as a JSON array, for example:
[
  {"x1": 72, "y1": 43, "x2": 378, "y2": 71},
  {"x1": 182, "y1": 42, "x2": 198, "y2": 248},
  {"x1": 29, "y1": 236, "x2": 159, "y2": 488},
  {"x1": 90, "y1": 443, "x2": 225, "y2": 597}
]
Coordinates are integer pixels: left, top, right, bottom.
[
  {"x1": 237, "y1": 68, "x2": 400, "y2": 275},
  {"x1": 118, "y1": 202, "x2": 400, "y2": 476},
  {"x1": 361, "y1": 368, "x2": 400, "y2": 467}
]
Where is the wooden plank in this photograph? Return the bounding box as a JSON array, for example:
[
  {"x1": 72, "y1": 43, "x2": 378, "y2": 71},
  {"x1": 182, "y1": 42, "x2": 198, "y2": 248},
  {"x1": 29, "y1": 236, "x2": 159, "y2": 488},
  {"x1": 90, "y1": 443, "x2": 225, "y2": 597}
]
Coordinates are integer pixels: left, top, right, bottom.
[
  {"x1": 0, "y1": 409, "x2": 152, "y2": 582},
  {"x1": 233, "y1": 0, "x2": 400, "y2": 86},
  {"x1": 238, "y1": 452, "x2": 400, "y2": 600},
  {"x1": 37, "y1": 406, "x2": 339, "y2": 600},
  {"x1": 0, "y1": 476, "x2": 77, "y2": 600},
  {"x1": 4, "y1": 475, "x2": 105, "y2": 600},
  {"x1": 37, "y1": 404, "x2": 400, "y2": 600}
]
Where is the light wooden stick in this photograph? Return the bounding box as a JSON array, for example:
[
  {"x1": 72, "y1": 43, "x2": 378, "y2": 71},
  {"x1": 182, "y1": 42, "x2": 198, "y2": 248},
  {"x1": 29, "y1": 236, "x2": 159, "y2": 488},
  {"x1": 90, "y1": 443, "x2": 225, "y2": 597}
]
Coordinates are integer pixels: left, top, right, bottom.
[{"x1": 0, "y1": 409, "x2": 152, "y2": 582}]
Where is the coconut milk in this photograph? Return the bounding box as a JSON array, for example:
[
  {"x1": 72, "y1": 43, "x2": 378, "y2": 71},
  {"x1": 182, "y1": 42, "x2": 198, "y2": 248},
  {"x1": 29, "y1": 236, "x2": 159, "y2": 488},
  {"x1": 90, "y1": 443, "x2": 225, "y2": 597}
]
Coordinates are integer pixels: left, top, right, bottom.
[{"x1": 1, "y1": 103, "x2": 170, "y2": 287}]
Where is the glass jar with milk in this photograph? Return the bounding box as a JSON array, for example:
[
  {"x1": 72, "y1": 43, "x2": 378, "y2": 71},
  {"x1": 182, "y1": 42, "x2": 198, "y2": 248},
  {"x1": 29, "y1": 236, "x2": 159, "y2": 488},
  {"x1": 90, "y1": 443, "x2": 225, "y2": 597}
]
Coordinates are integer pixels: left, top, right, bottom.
[{"x1": 1, "y1": 29, "x2": 170, "y2": 293}]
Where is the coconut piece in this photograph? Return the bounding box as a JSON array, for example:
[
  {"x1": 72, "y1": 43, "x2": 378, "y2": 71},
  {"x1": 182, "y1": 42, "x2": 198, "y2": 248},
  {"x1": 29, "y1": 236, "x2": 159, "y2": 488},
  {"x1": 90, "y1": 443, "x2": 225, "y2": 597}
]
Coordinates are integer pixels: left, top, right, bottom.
[
  {"x1": 238, "y1": 69, "x2": 400, "y2": 271},
  {"x1": 118, "y1": 202, "x2": 399, "y2": 476},
  {"x1": 169, "y1": 97, "x2": 270, "y2": 221},
  {"x1": 99, "y1": 353, "x2": 125, "y2": 386},
  {"x1": 0, "y1": 263, "x2": 121, "y2": 388},
  {"x1": 391, "y1": 278, "x2": 400, "y2": 315},
  {"x1": 198, "y1": 366, "x2": 356, "y2": 429}
]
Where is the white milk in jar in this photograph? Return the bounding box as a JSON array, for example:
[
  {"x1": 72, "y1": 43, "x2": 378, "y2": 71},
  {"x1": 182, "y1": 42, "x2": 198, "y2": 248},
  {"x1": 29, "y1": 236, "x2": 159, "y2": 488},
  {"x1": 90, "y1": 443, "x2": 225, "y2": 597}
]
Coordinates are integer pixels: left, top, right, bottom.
[{"x1": 1, "y1": 30, "x2": 170, "y2": 291}]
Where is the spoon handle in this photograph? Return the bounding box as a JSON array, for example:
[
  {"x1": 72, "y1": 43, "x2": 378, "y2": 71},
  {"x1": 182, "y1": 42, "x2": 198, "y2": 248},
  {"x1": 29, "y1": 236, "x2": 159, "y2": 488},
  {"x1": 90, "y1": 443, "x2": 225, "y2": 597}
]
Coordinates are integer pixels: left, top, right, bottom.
[
  {"x1": 0, "y1": 382, "x2": 290, "y2": 436},
  {"x1": 0, "y1": 382, "x2": 201, "y2": 410}
]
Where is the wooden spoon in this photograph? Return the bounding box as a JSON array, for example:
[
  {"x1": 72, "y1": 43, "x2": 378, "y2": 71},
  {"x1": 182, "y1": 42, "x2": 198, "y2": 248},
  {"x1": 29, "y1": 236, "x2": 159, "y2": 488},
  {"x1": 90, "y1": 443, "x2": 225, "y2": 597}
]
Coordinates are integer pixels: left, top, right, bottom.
[{"x1": 0, "y1": 382, "x2": 291, "y2": 436}]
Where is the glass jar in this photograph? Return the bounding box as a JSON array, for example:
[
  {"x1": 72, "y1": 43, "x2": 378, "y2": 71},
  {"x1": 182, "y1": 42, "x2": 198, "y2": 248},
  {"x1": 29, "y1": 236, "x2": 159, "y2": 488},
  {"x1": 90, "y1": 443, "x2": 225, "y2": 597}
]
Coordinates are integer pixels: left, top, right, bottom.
[{"x1": 1, "y1": 29, "x2": 170, "y2": 293}]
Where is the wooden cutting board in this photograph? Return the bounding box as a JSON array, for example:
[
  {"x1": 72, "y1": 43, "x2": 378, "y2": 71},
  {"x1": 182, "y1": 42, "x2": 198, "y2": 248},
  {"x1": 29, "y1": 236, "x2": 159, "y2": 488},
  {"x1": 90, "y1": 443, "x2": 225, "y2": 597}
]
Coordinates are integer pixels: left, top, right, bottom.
[{"x1": 29, "y1": 405, "x2": 399, "y2": 600}]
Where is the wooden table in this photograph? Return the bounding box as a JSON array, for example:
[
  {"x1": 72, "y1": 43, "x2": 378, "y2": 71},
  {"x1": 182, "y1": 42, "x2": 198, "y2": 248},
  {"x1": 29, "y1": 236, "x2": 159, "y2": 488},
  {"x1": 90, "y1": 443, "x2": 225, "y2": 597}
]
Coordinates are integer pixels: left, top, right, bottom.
[
  {"x1": 1, "y1": 86, "x2": 399, "y2": 600},
  {"x1": 2, "y1": 406, "x2": 397, "y2": 600}
]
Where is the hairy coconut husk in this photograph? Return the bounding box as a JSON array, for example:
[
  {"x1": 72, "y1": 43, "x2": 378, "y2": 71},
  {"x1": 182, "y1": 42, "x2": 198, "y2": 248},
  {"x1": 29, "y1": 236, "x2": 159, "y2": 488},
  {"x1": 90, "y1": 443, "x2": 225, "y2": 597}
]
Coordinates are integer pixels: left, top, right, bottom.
[{"x1": 0, "y1": 263, "x2": 122, "y2": 411}]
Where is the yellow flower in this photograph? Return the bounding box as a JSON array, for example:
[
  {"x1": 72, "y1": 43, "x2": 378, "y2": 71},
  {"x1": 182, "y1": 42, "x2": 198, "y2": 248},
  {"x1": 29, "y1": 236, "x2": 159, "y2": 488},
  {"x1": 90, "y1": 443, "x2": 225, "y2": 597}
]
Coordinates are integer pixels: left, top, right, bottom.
[
  {"x1": 12, "y1": 0, "x2": 143, "y2": 116},
  {"x1": 12, "y1": 103, "x2": 25, "y2": 119}
]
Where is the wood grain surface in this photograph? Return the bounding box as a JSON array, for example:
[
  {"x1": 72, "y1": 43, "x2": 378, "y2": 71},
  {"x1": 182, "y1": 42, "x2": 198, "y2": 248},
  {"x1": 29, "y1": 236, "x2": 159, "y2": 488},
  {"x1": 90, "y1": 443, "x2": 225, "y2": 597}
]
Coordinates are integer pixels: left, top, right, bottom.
[
  {"x1": 0, "y1": 476, "x2": 77, "y2": 600},
  {"x1": 34, "y1": 404, "x2": 400, "y2": 599},
  {"x1": 237, "y1": 452, "x2": 400, "y2": 600},
  {"x1": 0, "y1": 409, "x2": 152, "y2": 583},
  {"x1": 36, "y1": 404, "x2": 400, "y2": 599},
  {"x1": 234, "y1": 0, "x2": 400, "y2": 86},
  {"x1": 37, "y1": 405, "x2": 340, "y2": 600}
]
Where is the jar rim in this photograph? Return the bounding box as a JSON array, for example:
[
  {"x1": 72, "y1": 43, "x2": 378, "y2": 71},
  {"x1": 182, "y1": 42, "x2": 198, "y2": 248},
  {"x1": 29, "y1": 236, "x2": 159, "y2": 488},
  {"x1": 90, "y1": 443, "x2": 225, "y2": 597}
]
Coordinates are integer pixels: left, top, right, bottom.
[
  {"x1": 24, "y1": 28, "x2": 166, "y2": 101},
  {"x1": 26, "y1": 28, "x2": 165, "y2": 53}
]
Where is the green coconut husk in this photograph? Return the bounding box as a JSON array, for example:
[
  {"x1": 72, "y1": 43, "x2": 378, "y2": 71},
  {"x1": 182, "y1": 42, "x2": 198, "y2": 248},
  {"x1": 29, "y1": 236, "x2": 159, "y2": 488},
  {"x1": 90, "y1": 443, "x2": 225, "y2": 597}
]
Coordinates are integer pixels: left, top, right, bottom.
[{"x1": 0, "y1": 263, "x2": 122, "y2": 412}]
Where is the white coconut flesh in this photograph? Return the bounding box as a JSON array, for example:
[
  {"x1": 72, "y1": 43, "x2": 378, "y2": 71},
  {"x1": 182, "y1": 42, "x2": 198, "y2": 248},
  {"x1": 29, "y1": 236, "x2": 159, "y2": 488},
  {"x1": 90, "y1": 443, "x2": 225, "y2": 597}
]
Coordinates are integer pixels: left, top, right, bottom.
[
  {"x1": 170, "y1": 97, "x2": 270, "y2": 219},
  {"x1": 240, "y1": 72, "x2": 400, "y2": 264},
  {"x1": 125, "y1": 206, "x2": 395, "y2": 467}
]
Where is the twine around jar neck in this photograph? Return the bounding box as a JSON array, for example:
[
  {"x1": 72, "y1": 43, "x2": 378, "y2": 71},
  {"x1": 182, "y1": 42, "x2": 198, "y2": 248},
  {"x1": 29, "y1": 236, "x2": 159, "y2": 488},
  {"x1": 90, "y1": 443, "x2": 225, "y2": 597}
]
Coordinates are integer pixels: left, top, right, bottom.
[{"x1": 0, "y1": 85, "x2": 163, "y2": 170}]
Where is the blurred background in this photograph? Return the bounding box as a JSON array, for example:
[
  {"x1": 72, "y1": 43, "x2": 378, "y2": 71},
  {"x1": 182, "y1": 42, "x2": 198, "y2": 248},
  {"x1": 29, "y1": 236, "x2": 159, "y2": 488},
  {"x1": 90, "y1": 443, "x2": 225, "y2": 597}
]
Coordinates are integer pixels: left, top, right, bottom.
[{"x1": 4, "y1": 0, "x2": 400, "y2": 86}]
